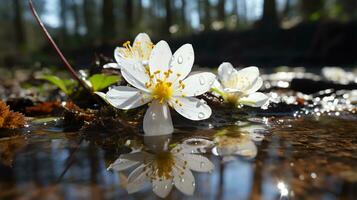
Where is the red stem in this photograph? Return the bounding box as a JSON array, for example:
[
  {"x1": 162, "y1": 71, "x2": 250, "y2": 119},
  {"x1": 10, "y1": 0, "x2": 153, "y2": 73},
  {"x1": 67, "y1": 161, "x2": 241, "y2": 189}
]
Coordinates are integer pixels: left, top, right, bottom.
[{"x1": 28, "y1": 0, "x2": 90, "y2": 91}]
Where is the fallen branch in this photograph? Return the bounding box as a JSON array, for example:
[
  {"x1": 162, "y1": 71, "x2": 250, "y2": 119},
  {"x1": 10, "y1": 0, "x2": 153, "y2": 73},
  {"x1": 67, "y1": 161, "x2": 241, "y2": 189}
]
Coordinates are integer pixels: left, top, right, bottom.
[{"x1": 28, "y1": 0, "x2": 91, "y2": 92}]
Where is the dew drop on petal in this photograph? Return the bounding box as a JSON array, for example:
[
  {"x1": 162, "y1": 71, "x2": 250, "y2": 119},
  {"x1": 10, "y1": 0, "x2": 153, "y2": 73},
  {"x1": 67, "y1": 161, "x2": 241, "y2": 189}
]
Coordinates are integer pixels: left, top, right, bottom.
[
  {"x1": 192, "y1": 181, "x2": 196, "y2": 187},
  {"x1": 181, "y1": 177, "x2": 185, "y2": 182},
  {"x1": 199, "y1": 75, "x2": 206, "y2": 85},
  {"x1": 200, "y1": 161, "x2": 205, "y2": 168},
  {"x1": 178, "y1": 56, "x2": 183, "y2": 64},
  {"x1": 198, "y1": 112, "x2": 205, "y2": 119}
]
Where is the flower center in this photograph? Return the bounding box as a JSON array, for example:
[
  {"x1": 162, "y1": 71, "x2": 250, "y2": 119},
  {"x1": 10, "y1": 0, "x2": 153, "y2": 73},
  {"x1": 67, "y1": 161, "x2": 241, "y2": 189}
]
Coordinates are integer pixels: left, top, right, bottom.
[
  {"x1": 224, "y1": 93, "x2": 240, "y2": 106},
  {"x1": 152, "y1": 81, "x2": 173, "y2": 103},
  {"x1": 122, "y1": 41, "x2": 153, "y2": 60},
  {"x1": 224, "y1": 74, "x2": 251, "y2": 91},
  {"x1": 154, "y1": 152, "x2": 175, "y2": 179}
]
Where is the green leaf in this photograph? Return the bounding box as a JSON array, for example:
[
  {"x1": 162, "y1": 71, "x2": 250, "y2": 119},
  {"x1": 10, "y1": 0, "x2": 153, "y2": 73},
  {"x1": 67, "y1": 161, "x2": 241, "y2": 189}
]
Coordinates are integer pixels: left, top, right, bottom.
[
  {"x1": 39, "y1": 75, "x2": 70, "y2": 94},
  {"x1": 88, "y1": 74, "x2": 120, "y2": 91}
]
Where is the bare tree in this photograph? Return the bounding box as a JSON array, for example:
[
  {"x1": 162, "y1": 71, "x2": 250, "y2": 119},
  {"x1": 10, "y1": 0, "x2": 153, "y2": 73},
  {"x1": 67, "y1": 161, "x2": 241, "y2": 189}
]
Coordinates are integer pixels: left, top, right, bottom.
[
  {"x1": 83, "y1": 0, "x2": 96, "y2": 39},
  {"x1": 60, "y1": 0, "x2": 68, "y2": 39},
  {"x1": 300, "y1": 0, "x2": 324, "y2": 21},
  {"x1": 13, "y1": 0, "x2": 26, "y2": 48},
  {"x1": 137, "y1": 0, "x2": 143, "y2": 24},
  {"x1": 102, "y1": 0, "x2": 115, "y2": 42},
  {"x1": 124, "y1": 0, "x2": 133, "y2": 32},
  {"x1": 259, "y1": 0, "x2": 279, "y2": 28},
  {"x1": 203, "y1": 0, "x2": 212, "y2": 30},
  {"x1": 181, "y1": 0, "x2": 187, "y2": 33},
  {"x1": 71, "y1": 0, "x2": 80, "y2": 37},
  {"x1": 165, "y1": 0, "x2": 172, "y2": 35},
  {"x1": 217, "y1": 0, "x2": 226, "y2": 22}
]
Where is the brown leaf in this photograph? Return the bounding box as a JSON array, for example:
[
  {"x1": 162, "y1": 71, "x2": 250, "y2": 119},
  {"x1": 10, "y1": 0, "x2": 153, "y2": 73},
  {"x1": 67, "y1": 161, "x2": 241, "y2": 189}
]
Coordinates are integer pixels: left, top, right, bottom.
[
  {"x1": 0, "y1": 100, "x2": 26, "y2": 129},
  {"x1": 25, "y1": 101, "x2": 61, "y2": 115},
  {"x1": 0, "y1": 101, "x2": 10, "y2": 127}
]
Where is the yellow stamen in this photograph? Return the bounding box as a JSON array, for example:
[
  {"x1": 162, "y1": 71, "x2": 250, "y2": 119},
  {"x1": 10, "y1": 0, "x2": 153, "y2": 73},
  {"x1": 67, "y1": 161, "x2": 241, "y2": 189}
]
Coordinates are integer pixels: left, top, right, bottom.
[
  {"x1": 152, "y1": 81, "x2": 173, "y2": 103},
  {"x1": 153, "y1": 152, "x2": 175, "y2": 179}
]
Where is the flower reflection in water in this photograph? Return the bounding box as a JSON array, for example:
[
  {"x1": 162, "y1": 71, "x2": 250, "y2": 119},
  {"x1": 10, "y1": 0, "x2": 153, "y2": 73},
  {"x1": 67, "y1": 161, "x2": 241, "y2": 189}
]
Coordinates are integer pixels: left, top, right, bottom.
[
  {"x1": 211, "y1": 124, "x2": 265, "y2": 161},
  {"x1": 108, "y1": 135, "x2": 214, "y2": 198}
]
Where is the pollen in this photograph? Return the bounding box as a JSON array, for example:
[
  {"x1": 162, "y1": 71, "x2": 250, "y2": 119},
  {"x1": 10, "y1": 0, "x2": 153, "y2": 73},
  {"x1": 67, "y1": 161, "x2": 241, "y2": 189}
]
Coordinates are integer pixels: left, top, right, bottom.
[
  {"x1": 152, "y1": 81, "x2": 173, "y2": 103},
  {"x1": 225, "y1": 93, "x2": 240, "y2": 106},
  {"x1": 153, "y1": 152, "x2": 175, "y2": 179}
]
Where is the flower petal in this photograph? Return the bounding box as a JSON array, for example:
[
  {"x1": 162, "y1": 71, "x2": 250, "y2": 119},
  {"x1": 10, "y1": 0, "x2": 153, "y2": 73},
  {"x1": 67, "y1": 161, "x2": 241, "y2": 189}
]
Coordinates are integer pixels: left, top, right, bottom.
[
  {"x1": 101, "y1": 86, "x2": 151, "y2": 110},
  {"x1": 143, "y1": 101, "x2": 174, "y2": 136},
  {"x1": 239, "y1": 92, "x2": 269, "y2": 107},
  {"x1": 245, "y1": 77, "x2": 263, "y2": 95},
  {"x1": 235, "y1": 140, "x2": 257, "y2": 159},
  {"x1": 127, "y1": 164, "x2": 149, "y2": 194},
  {"x1": 103, "y1": 63, "x2": 121, "y2": 69},
  {"x1": 152, "y1": 178, "x2": 173, "y2": 198},
  {"x1": 149, "y1": 40, "x2": 172, "y2": 77},
  {"x1": 107, "y1": 157, "x2": 139, "y2": 171},
  {"x1": 173, "y1": 166, "x2": 195, "y2": 195},
  {"x1": 114, "y1": 47, "x2": 134, "y2": 68},
  {"x1": 179, "y1": 153, "x2": 214, "y2": 172},
  {"x1": 169, "y1": 44, "x2": 194, "y2": 80},
  {"x1": 236, "y1": 66, "x2": 259, "y2": 85},
  {"x1": 210, "y1": 79, "x2": 226, "y2": 97},
  {"x1": 175, "y1": 72, "x2": 216, "y2": 97},
  {"x1": 121, "y1": 62, "x2": 150, "y2": 92},
  {"x1": 120, "y1": 151, "x2": 153, "y2": 162},
  {"x1": 218, "y1": 62, "x2": 236, "y2": 83},
  {"x1": 133, "y1": 33, "x2": 153, "y2": 60},
  {"x1": 170, "y1": 97, "x2": 211, "y2": 121}
]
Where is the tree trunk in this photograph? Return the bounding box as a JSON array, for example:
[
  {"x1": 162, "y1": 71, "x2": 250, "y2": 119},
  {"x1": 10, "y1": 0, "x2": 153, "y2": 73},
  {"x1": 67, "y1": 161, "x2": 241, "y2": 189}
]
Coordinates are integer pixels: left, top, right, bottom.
[
  {"x1": 137, "y1": 0, "x2": 143, "y2": 24},
  {"x1": 83, "y1": 0, "x2": 96, "y2": 39},
  {"x1": 71, "y1": 0, "x2": 80, "y2": 37},
  {"x1": 203, "y1": 0, "x2": 211, "y2": 30},
  {"x1": 181, "y1": 0, "x2": 187, "y2": 33},
  {"x1": 165, "y1": 0, "x2": 172, "y2": 35},
  {"x1": 282, "y1": 0, "x2": 291, "y2": 19},
  {"x1": 102, "y1": 0, "x2": 115, "y2": 42},
  {"x1": 300, "y1": 0, "x2": 324, "y2": 21},
  {"x1": 231, "y1": 0, "x2": 237, "y2": 15},
  {"x1": 217, "y1": 0, "x2": 225, "y2": 22},
  {"x1": 60, "y1": 0, "x2": 68, "y2": 39},
  {"x1": 231, "y1": 0, "x2": 238, "y2": 29},
  {"x1": 259, "y1": 0, "x2": 279, "y2": 29},
  {"x1": 242, "y1": 0, "x2": 247, "y2": 23},
  {"x1": 13, "y1": 0, "x2": 26, "y2": 49},
  {"x1": 124, "y1": 0, "x2": 133, "y2": 33}
]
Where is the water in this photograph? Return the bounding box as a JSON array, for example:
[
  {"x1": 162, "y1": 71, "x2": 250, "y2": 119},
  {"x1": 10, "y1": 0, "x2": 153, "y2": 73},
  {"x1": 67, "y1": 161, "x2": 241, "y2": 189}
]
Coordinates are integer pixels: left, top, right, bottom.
[
  {"x1": 0, "y1": 111, "x2": 356, "y2": 200},
  {"x1": 0, "y1": 69, "x2": 356, "y2": 199}
]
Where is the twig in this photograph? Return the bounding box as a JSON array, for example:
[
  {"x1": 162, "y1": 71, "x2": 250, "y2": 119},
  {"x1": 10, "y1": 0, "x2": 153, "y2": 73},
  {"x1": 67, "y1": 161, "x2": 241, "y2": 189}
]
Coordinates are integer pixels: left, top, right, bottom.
[
  {"x1": 56, "y1": 137, "x2": 84, "y2": 183},
  {"x1": 28, "y1": 0, "x2": 90, "y2": 92}
]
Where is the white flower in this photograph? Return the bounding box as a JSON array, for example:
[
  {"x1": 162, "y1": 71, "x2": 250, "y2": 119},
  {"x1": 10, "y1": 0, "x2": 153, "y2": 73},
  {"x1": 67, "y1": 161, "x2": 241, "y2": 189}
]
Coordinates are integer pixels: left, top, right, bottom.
[
  {"x1": 108, "y1": 145, "x2": 214, "y2": 198},
  {"x1": 97, "y1": 41, "x2": 216, "y2": 135},
  {"x1": 212, "y1": 62, "x2": 269, "y2": 107},
  {"x1": 103, "y1": 33, "x2": 153, "y2": 69}
]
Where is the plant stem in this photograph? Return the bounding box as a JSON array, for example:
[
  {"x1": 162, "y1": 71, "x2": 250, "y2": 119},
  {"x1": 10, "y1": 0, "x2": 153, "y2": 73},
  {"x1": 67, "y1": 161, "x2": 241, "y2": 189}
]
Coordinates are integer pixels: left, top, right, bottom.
[{"x1": 28, "y1": 0, "x2": 90, "y2": 92}]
